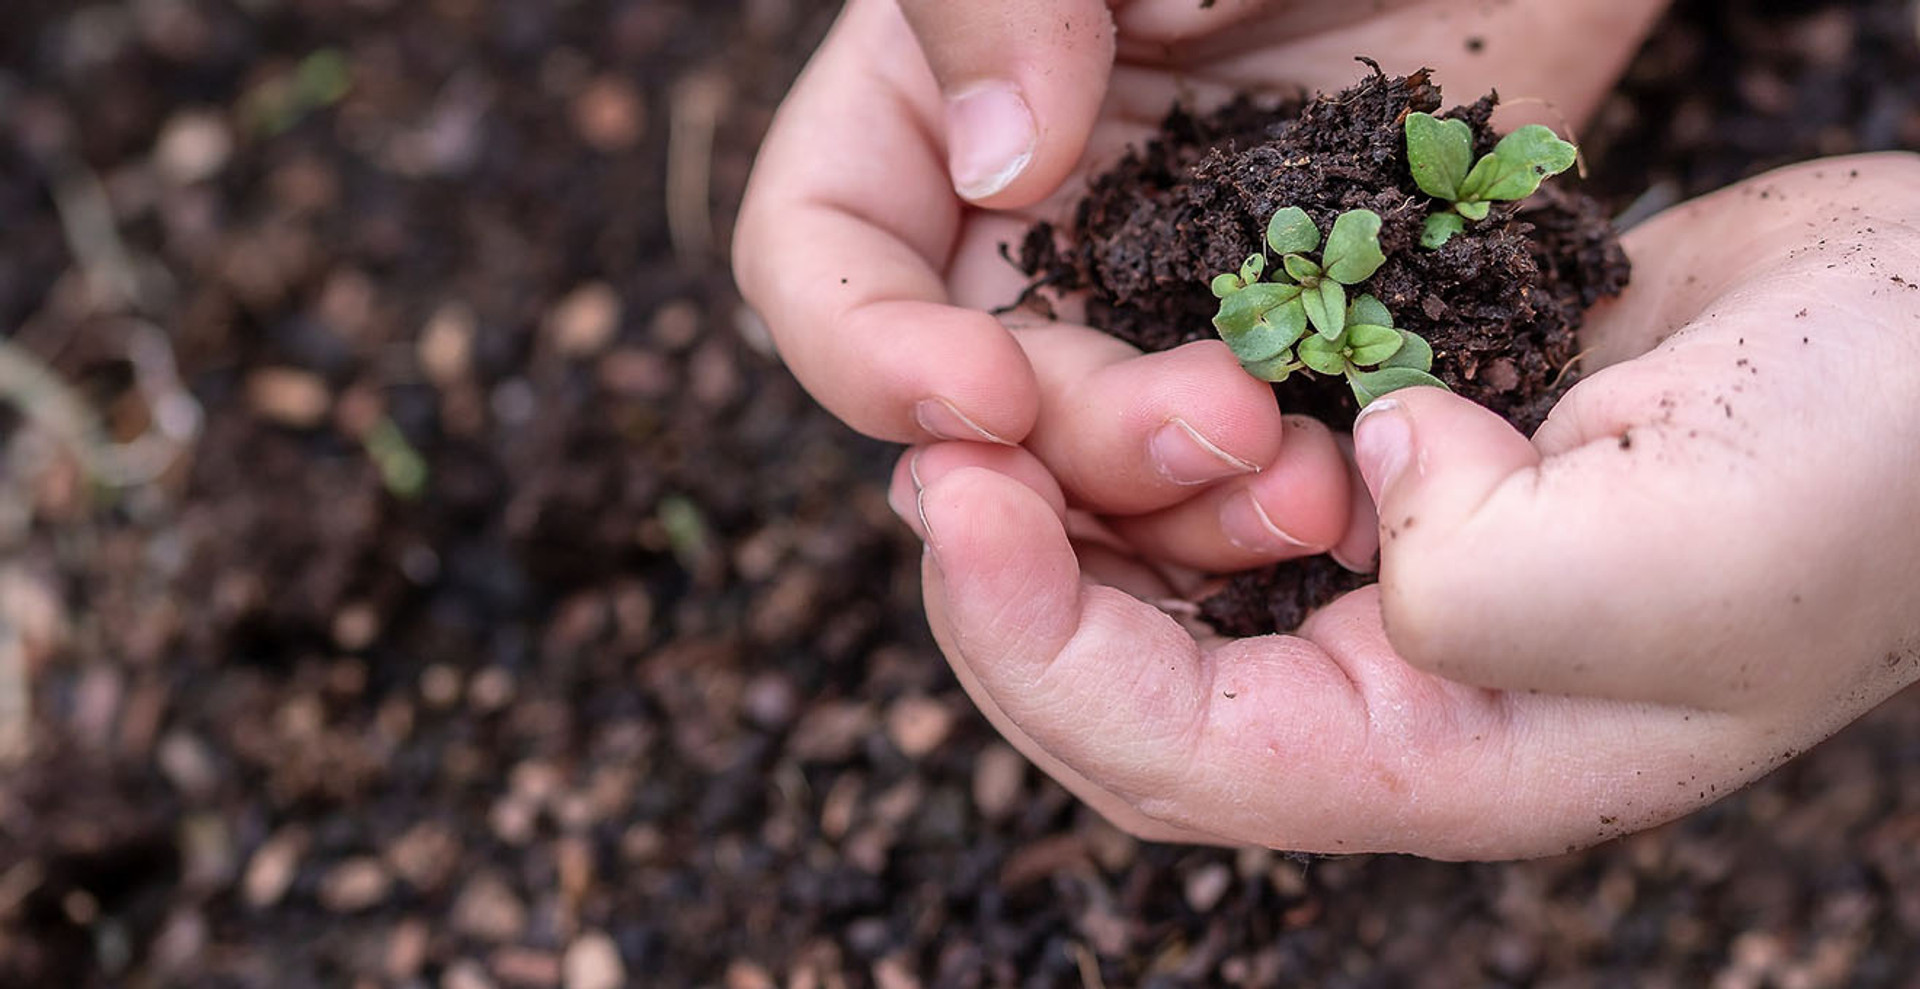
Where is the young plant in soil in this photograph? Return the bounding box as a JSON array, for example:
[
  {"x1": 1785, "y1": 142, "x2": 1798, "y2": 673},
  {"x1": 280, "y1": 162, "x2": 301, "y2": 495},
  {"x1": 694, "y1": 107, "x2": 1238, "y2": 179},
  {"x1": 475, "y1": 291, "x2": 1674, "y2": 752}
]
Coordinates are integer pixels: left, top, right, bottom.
[
  {"x1": 1016, "y1": 65, "x2": 1630, "y2": 636},
  {"x1": 1406, "y1": 112, "x2": 1579, "y2": 248},
  {"x1": 1211, "y1": 206, "x2": 1447, "y2": 403}
]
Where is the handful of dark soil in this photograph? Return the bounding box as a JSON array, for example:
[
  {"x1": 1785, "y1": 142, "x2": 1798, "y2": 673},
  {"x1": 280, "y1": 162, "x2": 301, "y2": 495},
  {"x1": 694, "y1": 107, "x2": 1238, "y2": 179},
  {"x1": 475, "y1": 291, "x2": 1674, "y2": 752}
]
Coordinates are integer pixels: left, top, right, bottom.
[{"x1": 1017, "y1": 65, "x2": 1631, "y2": 636}]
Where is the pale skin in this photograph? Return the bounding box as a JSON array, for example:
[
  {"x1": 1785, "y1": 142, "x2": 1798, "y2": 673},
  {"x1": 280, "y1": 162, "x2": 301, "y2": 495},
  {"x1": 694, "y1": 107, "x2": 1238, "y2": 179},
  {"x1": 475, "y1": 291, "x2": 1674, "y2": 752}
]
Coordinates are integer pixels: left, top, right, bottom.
[{"x1": 734, "y1": 0, "x2": 1920, "y2": 858}]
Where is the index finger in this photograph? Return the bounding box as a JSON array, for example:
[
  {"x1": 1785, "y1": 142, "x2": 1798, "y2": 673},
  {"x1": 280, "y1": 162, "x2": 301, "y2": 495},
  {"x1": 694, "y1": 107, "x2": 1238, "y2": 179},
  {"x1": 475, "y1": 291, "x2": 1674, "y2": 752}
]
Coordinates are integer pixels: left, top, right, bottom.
[{"x1": 734, "y1": 0, "x2": 1039, "y2": 444}]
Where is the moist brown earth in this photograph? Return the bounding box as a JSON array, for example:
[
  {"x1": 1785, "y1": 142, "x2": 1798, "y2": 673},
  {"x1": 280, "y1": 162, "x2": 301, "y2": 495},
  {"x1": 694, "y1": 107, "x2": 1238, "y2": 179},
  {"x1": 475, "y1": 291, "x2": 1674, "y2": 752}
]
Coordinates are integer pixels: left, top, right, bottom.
[
  {"x1": 1019, "y1": 67, "x2": 1630, "y2": 635},
  {"x1": 2, "y1": 1, "x2": 1919, "y2": 987}
]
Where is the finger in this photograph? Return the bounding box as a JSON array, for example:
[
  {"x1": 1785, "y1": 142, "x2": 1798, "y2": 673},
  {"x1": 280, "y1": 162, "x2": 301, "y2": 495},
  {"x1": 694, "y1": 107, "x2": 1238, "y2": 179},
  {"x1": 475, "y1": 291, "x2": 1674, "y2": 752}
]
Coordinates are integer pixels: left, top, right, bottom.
[
  {"x1": 886, "y1": 442, "x2": 1068, "y2": 544},
  {"x1": 1108, "y1": 415, "x2": 1350, "y2": 571},
  {"x1": 1112, "y1": 0, "x2": 1425, "y2": 43},
  {"x1": 916, "y1": 467, "x2": 1809, "y2": 858},
  {"x1": 1019, "y1": 329, "x2": 1290, "y2": 515},
  {"x1": 887, "y1": 442, "x2": 1184, "y2": 601},
  {"x1": 917, "y1": 464, "x2": 1272, "y2": 813},
  {"x1": 895, "y1": 0, "x2": 1116, "y2": 206},
  {"x1": 890, "y1": 447, "x2": 1226, "y2": 843},
  {"x1": 1358, "y1": 156, "x2": 1920, "y2": 710},
  {"x1": 734, "y1": 0, "x2": 1038, "y2": 444},
  {"x1": 1329, "y1": 433, "x2": 1381, "y2": 573},
  {"x1": 1172, "y1": 0, "x2": 1671, "y2": 129}
]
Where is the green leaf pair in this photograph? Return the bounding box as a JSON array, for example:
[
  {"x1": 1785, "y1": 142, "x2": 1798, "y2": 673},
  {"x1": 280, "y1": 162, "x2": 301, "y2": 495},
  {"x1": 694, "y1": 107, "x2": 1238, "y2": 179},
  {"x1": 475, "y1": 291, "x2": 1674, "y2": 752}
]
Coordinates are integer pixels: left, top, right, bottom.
[
  {"x1": 1405, "y1": 112, "x2": 1577, "y2": 247},
  {"x1": 1265, "y1": 207, "x2": 1388, "y2": 289}
]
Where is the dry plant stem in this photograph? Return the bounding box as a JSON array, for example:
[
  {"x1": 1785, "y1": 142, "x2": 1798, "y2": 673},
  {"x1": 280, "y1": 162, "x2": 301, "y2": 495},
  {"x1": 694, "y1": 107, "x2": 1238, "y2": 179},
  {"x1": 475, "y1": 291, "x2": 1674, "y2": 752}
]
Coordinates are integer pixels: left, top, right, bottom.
[
  {"x1": 0, "y1": 614, "x2": 24, "y2": 767},
  {"x1": 50, "y1": 168, "x2": 147, "y2": 312},
  {"x1": 4, "y1": 145, "x2": 202, "y2": 499},
  {"x1": 0, "y1": 321, "x2": 203, "y2": 489},
  {"x1": 669, "y1": 71, "x2": 729, "y2": 262}
]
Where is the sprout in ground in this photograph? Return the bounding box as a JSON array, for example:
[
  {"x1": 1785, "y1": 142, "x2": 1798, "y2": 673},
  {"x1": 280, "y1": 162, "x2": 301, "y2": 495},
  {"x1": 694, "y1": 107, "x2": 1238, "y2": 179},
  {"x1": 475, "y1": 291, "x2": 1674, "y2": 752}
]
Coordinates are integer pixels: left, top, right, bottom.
[
  {"x1": 1405, "y1": 112, "x2": 1577, "y2": 248},
  {"x1": 1211, "y1": 207, "x2": 1446, "y2": 404}
]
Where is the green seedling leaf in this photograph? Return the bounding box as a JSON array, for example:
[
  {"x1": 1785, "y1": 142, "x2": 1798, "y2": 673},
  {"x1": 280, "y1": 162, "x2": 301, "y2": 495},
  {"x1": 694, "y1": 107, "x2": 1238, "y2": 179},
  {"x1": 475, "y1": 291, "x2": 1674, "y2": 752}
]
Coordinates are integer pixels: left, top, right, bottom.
[
  {"x1": 1380, "y1": 330, "x2": 1436, "y2": 372},
  {"x1": 1346, "y1": 323, "x2": 1405, "y2": 366},
  {"x1": 1322, "y1": 210, "x2": 1386, "y2": 284},
  {"x1": 1455, "y1": 200, "x2": 1491, "y2": 221},
  {"x1": 365, "y1": 417, "x2": 427, "y2": 500},
  {"x1": 1458, "y1": 124, "x2": 1577, "y2": 203},
  {"x1": 297, "y1": 49, "x2": 354, "y2": 107},
  {"x1": 1214, "y1": 283, "x2": 1306, "y2": 361},
  {"x1": 657, "y1": 494, "x2": 712, "y2": 573},
  {"x1": 1242, "y1": 353, "x2": 1301, "y2": 383},
  {"x1": 1213, "y1": 280, "x2": 1292, "y2": 336},
  {"x1": 1212, "y1": 254, "x2": 1269, "y2": 297},
  {"x1": 1297, "y1": 334, "x2": 1349, "y2": 376},
  {"x1": 1282, "y1": 253, "x2": 1323, "y2": 283},
  {"x1": 1347, "y1": 294, "x2": 1394, "y2": 330},
  {"x1": 1302, "y1": 279, "x2": 1346, "y2": 340},
  {"x1": 1267, "y1": 207, "x2": 1320, "y2": 255},
  {"x1": 1212, "y1": 291, "x2": 1259, "y2": 336},
  {"x1": 1349, "y1": 367, "x2": 1449, "y2": 406},
  {"x1": 1405, "y1": 112, "x2": 1474, "y2": 201},
  {"x1": 1422, "y1": 212, "x2": 1465, "y2": 248}
]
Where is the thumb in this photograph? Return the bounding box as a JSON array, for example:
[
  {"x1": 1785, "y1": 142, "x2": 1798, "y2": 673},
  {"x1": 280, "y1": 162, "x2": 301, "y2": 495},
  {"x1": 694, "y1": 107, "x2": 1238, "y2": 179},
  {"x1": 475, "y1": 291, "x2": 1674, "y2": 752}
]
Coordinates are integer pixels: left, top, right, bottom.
[
  {"x1": 895, "y1": 0, "x2": 1115, "y2": 206},
  {"x1": 1348, "y1": 373, "x2": 1857, "y2": 711},
  {"x1": 1349, "y1": 387, "x2": 1637, "y2": 697}
]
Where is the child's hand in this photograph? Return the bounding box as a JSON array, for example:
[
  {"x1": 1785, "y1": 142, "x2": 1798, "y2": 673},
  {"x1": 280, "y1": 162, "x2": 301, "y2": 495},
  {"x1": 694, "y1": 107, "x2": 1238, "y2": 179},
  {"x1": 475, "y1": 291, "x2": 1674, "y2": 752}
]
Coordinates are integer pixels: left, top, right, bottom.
[
  {"x1": 890, "y1": 155, "x2": 1920, "y2": 858},
  {"x1": 734, "y1": 0, "x2": 1669, "y2": 576}
]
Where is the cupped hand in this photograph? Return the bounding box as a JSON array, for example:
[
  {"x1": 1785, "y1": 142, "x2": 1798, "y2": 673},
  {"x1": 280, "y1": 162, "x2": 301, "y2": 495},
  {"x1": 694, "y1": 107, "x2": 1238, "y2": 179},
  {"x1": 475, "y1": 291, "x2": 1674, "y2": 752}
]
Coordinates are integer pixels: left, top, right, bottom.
[
  {"x1": 892, "y1": 154, "x2": 1920, "y2": 858},
  {"x1": 735, "y1": 0, "x2": 1669, "y2": 578}
]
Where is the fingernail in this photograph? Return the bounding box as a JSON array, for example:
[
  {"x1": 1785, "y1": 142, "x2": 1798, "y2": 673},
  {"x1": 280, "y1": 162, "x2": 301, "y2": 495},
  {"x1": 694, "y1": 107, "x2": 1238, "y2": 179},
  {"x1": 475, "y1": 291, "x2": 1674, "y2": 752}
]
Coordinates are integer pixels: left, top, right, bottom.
[
  {"x1": 915, "y1": 398, "x2": 1012, "y2": 445},
  {"x1": 1329, "y1": 546, "x2": 1378, "y2": 575},
  {"x1": 915, "y1": 488, "x2": 945, "y2": 574},
  {"x1": 1353, "y1": 399, "x2": 1413, "y2": 503},
  {"x1": 887, "y1": 451, "x2": 926, "y2": 536},
  {"x1": 1150, "y1": 418, "x2": 1258, "y2": 486},
  {"x1": 945, "y1": 83, "x2": 1036, "y2": 201},
  {"x1": 1220, "y1": 489, "x2": 1315, "y2": 555}
]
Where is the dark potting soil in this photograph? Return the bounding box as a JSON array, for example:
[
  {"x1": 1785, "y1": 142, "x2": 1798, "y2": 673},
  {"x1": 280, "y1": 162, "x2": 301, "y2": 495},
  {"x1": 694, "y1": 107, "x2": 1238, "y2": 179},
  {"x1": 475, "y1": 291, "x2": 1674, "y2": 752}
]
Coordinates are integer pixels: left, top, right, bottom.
[
  {"x1": 5, "y1": 1, "x2": 1920, "y2": 986},
  {"x1": 1019, "y1": 67, "x2": 1632, "y2": 636}
]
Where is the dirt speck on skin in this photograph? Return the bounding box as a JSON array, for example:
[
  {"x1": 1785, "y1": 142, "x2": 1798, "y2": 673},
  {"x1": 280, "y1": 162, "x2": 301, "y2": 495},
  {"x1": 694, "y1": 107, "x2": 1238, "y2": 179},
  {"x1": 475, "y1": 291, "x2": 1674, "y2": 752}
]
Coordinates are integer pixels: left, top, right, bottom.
[{"x1": 1020, "y1": 67, "x2": 1630, "y2": 635}]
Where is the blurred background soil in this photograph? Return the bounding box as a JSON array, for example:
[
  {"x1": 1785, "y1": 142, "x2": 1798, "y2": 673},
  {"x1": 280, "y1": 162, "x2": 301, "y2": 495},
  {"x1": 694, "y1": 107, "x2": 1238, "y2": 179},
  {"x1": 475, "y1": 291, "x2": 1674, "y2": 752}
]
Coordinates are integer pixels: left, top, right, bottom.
[{"x1": 1, "y1": 0, "x2": 1918, "y2": 986}]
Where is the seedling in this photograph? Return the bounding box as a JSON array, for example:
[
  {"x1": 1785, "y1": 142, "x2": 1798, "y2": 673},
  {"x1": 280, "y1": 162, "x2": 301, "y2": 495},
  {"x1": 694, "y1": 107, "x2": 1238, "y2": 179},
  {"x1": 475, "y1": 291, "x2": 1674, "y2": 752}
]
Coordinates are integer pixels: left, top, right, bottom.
[
  {"x1": 1298, "y1": 294, "x2": 1447, "y2": 406},
  {"x1": 1405, "y1": 113, "x2": 1577, "y2": 248},
  {"x1": 1211, "y1": 207, "x2": 1445, "y2": 403}
]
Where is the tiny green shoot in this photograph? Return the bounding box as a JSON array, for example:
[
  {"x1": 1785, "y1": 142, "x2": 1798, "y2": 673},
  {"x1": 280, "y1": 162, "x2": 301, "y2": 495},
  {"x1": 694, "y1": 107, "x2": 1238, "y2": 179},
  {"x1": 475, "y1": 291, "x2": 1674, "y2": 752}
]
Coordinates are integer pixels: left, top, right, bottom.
[
  {"x1": 365, "y1": 417, "x2": 428, "y2": 500},
  {"x1": 1405, "y1": 113, "x2": 1577, "y2": 248},
  {"x1": 1210, "y1": 207, "x2": 1446, "y2": 404},
  {"x1": 246, "y1": 49, "x2": 355, "y2": 136}
]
